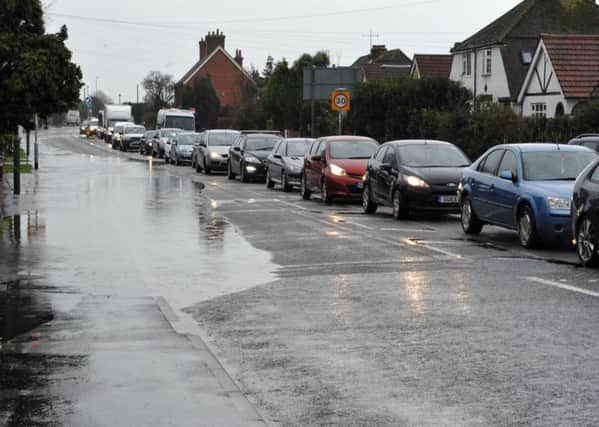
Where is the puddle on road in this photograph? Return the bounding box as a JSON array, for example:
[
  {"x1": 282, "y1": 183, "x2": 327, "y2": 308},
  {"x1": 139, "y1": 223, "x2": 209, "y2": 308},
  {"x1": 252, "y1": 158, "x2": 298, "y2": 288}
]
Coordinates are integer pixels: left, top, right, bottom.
[
  {"x1": 1, "y1": 213, "x2": 46, "y2": 245},
  {"x1": 0, "y1": 280, "x2": 54, "y2": 346}
]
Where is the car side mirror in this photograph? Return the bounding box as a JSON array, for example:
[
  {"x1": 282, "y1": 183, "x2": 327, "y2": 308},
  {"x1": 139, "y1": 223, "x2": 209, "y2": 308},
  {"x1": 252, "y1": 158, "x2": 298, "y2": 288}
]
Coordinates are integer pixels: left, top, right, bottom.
[
  {"x1": 234, "y1": 146, "x2": 241, "y2": 152},
  {"x1": 381, "y1": 163, "x2": 393, "y2": 171},
  {"x1": 200, "y1": 142, "x2": 206, "y2": 147},
  {"x1": 499, "y1": 170, "x2": 517, "y2": 182},
  {"x1": 311, "y1": 155, "x2": 322, "y2": 162},
  {"x1": 274, "y1": 154, "x2": 282, "y2": 159}
]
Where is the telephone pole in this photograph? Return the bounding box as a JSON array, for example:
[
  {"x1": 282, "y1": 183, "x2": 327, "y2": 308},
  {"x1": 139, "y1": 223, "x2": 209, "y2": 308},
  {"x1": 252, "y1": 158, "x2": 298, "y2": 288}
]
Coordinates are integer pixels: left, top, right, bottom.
[{"x1": 362, "y1": 29, "x2": 379, "y2": 48}]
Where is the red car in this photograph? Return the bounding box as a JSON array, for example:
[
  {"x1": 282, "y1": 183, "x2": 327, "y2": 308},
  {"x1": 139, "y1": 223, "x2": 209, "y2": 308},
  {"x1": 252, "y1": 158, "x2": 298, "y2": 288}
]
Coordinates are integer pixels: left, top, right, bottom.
[{"x1": 300, "y1": 136, "x2": 379, "y2": 203}]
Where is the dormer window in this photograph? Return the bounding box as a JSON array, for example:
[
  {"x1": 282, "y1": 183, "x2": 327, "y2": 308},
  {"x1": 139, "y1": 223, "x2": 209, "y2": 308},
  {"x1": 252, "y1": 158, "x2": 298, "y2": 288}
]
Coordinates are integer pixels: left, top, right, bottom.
[
  {"x1": 483, "y1": 49, "x2": 492, "y2": 75},
  {"x1": 521, "y1": 50, "x2": 533, "y2": 65},
  {"x1": 462, "y1": 53, "x2": 472, "y2": 76}
]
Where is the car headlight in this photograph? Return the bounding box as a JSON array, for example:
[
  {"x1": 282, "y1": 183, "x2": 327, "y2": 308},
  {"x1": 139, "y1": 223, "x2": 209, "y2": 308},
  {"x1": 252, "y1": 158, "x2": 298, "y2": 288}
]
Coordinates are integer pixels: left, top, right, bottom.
[
  {"x1": 329, "y1": 164, "x2": 347, "y2": 177},
  {"x1": 547, "y1": 196, "x2": 571, "y2": 210},
  {"x1": 245, "y1": 156, "x2": 261, "y2": 164},
  {"x1": 405, "y1": 175, "x2": 429, "y2": 188},
  {"x1": 209, "y1": 151, "x2": 221, "y2": 160}
]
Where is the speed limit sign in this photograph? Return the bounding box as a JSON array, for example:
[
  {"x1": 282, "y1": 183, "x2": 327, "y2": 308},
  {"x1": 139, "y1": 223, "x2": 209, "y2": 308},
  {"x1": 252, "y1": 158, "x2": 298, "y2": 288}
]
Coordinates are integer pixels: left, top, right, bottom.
[{"x1": 331, "y1": 91, "x2": 351, "y2": 112}]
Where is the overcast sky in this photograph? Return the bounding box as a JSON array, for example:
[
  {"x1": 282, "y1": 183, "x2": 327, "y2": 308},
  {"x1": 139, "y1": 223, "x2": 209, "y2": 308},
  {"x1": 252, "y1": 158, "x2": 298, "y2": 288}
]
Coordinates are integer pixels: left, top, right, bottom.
[{"x1": 44, "y1": 0, "x2": 521, "y2": 103}]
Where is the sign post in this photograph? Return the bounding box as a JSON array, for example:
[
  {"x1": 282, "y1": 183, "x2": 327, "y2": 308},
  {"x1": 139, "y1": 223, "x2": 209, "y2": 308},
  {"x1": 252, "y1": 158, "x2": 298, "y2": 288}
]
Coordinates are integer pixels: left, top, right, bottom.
[{"x1": 331, "y1": 89, "x2": 351, "y2": 135}]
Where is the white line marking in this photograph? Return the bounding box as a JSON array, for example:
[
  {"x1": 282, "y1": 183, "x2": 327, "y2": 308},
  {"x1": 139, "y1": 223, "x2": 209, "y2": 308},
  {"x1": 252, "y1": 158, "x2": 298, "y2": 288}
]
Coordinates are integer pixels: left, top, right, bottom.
[{"x1": 526, "y1": 277, "x2": 599, "y2": 298}]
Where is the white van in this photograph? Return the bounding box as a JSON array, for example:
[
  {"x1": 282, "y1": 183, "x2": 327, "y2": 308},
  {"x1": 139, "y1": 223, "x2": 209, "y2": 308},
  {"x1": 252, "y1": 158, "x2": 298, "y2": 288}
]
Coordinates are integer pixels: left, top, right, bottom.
[{"x1": 156, "y1": 109, "x2": 195, "y2": 131}]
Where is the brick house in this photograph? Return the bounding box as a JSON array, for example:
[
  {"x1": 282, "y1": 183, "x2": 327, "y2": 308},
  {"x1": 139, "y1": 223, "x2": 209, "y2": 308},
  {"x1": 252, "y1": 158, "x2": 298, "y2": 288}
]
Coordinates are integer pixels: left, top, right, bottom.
[{"x1": 176, "y1": 30, "x2": 255, "y2": 109}]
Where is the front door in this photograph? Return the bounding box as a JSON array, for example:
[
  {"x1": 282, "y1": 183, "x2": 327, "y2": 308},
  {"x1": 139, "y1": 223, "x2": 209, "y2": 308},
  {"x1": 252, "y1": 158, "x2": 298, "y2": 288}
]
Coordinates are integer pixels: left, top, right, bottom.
[{"x1": 492, "y1": 150, "x2": 520, "y2": 227}]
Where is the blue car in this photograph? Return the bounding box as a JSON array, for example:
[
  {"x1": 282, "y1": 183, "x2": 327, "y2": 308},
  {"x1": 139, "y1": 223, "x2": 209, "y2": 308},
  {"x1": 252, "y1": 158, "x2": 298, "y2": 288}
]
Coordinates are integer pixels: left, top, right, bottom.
[{"x1": 458, "y1": 144, "x2": 597, "y2": 248}]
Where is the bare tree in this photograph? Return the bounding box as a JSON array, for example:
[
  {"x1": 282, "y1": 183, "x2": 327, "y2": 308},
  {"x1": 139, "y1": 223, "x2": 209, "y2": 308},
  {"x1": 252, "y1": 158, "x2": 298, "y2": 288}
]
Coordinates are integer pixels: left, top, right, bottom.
[{"x1": 142, "y1": 71, "x2": 175, "y2": 112}]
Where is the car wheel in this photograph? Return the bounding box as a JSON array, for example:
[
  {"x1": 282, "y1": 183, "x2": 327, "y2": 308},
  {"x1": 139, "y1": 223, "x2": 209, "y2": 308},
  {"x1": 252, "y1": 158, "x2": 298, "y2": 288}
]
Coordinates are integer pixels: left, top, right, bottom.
[
  {"x1": 321, "y1": 178, "x2": 332, "y2": 204},
  {"x1": 461, "y1": 196, "x2": 483, "y2": 235},
  {"x1": 203, "y1": 159, "x2": 211, "y2": 175},
  {"x1": 240, "y1": 163, "x2": 248, "y2": 183},
  {"x1": 282, "y1": 172, "x2": 292, "y2": 192},
  {"x1": 517, "y1": 205, "x2": 538, "y2": 249},
  {"x1": 175, "y1": 156, "x2": 180, "y2": 166},
  {"x1": 392, "y1": 189, "x2": 409, "y2": 220},
  {"x1": 301, "y1": 174, "x2": 311, "y2": 200},
  {"x1": 227, "y1": 162, "x2": 236, "y2": 180},
  {"x1": 577, "y1": 217, "x2": 599, "y2": 267},
  {"x1": 266, "y1": 169, "x2": 275, "y2": 188},
  {"x1": 362, "y1": 182, "x2": 377, "y2": 214}
]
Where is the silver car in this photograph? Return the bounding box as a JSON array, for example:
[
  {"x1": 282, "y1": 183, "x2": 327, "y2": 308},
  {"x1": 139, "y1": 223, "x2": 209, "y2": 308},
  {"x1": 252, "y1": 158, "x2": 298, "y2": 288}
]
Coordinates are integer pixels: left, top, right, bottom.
[
  {"x1": 192, "y1": 130, "x2": 241, "y2": 174},
  {"x1": 170, "y1": 132, "x2": 199, "y2": 165},
  {"x1": 153, "y1": 128, "x2": 183, "y2": 159}
]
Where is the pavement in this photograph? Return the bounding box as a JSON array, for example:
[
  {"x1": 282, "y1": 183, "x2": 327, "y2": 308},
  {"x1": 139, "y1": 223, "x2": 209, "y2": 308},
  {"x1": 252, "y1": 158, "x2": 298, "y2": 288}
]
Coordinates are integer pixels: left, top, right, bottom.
[{"x1": 2, "y1": 128, "x2": 599, "y2": 426}]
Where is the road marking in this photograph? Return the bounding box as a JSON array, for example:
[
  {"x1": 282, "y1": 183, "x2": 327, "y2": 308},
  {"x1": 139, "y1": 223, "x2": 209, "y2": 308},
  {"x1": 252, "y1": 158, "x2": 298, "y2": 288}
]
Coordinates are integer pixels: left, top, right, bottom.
[
  {"x1": 381, "y1": 228, "x2": 437, "y2": 233},
  {"x1": 526, "y1": 277, "x2": 599, "y2": 298}
]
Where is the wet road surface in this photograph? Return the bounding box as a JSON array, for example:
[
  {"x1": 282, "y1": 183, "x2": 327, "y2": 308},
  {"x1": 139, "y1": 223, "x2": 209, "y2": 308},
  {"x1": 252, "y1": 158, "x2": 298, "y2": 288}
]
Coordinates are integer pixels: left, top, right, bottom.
[{"x1": 2, "y1": 128, "x2": 599, "y2": 426}]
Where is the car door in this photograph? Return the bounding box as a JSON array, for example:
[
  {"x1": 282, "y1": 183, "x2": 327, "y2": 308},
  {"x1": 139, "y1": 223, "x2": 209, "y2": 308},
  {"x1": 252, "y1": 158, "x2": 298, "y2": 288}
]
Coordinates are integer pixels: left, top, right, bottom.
[
  {"x1": 230, "y1": 136, "x2": 243, "y2": 173},
  {"x1": 377, "y1": 146, "x2": 398, "y2": 204},
  {"x1": 491, "y1": 149, "x2": 520, "y2": 227},
  {"x1": 269, "y1": 140, "x2": 284, "y2": 180},
  {"x1": 470, "y1": 149, "x2": 505, "y2": 221},
  {"x1": 369, "y1": 146, "x2": 387, "y2": 201},
  {"x1": 314, "y1": 141, "x2": 328, "y2": 191},
  {"x1": 198, "y1": 133, "x2": 207, "y2": 165},
  {"x1": 304, "y1": 140, "x2": 322, "y2": 190}
]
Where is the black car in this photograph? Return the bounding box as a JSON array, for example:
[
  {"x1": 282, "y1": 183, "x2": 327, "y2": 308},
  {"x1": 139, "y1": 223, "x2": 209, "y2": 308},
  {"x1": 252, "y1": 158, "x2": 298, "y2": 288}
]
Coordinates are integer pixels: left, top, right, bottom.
[
  {"x1": 192, "y1": 130, "x2": 240, "y2": 174},
  {"x1": 362, "y1": 140, "x2": 470, "y2": 219},
  {"x1": 266, "y1": 138, "x2": 314, "y2": 191},
  {"x1": 228, "y1": 133, "x2": 283, "y2": 182},
  {"x1": 572, "y1": 158, "x2": 599, "y2": 266},
  {"x1": 140, "y1": 130, "x2": 158, "y2": 156},
  {"x1": 568, "y1": 134, "x2": 599, "y2": 153}
]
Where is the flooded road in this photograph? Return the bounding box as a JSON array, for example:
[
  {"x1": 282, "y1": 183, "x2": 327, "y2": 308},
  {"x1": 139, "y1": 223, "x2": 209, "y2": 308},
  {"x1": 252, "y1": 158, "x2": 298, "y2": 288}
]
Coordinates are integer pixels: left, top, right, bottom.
[{"x1": 3, "y1": 128, "x2": 599, "y2": 426}]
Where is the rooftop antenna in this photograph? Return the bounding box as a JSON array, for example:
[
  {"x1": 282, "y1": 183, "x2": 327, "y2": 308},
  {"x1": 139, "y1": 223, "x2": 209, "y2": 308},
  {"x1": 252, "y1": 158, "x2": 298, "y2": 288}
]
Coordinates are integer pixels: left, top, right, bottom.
[{"x1": 362, "y1": 29, "x2": 379, "y2": 48}]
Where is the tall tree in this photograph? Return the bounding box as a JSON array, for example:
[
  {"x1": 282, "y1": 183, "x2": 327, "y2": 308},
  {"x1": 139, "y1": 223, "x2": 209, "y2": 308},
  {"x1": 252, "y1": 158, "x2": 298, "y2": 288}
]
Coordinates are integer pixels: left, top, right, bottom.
[
  {"x1": 142, "y1": 71, "x2": 175, "y2": 112},
  {"x1": 180, "y1": 76, "x2": 220, "y2": 130},
  {"x1": 0, "y1": 0, "x2": 82, "y2": 132}
]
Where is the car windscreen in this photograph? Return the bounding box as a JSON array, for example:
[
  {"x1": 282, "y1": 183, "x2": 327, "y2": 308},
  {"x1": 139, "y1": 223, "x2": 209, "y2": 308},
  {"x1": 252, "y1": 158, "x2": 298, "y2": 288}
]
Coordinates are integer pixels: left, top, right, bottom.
[
  {"x1": 287, "y1": 140, "x2": 312, "y2": 157},
  {"x1": 246, "y1": 137, "x2": 281, "y2": 151},
  {"x1": 165, "y1": 116, "x2": 195, "y2": 131},
  {"x1": 522, "y1": 151, "x2": 597, "y2": 181},
  {"x1": 329, "y1": 140, "x2": 378, "y2": 159},
  {"x1": 89, "y1": 119, "x2": 99, "y2": 126},
  {"x1": 397, "y1": 144, "x2": 470, "y2": 167},
  {"x1": 208, "y1": 133, "x2": 239, "y2": 147},
  {"x1": 177, "y1": 134, "x2": 196, "y2": 145},
  {"x1": 160, "y1": 129, "x2": 181, "y2": 138},
  {"x1": 124, "y1": 126, "x2": 145, "y2": 134}
]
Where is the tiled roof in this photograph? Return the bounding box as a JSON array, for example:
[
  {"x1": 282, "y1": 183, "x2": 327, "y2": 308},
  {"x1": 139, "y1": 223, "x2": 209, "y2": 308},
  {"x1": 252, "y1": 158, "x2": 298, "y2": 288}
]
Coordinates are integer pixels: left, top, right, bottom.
[
  {"x1": 542, "y1": 34, "x2": 599, "y2": 98},
  {"x1": 363, "y1": 64, "x2": 411, "y2": 81},
  {"x1": 452, "y1": 0, "x2": 599, "y2": 52},
  {"x1": 353, "y1": 48, "x2": 412, "y2": 67},
  {"x1": 412, "y1": 54, "x2": 452, "y2": 78}
]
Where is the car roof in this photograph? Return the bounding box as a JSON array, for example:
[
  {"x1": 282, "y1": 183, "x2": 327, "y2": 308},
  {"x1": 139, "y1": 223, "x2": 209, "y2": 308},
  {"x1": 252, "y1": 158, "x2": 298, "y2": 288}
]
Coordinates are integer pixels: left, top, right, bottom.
[
  {"x1": 495, "y1": 143, "x2": 594, "y2": 153},
  {"x1": 206, "y1": 129, "x2": 240, "y2": 134},
  {"x1": 286, "y1": 138, "x2": 315, "y2": 142},
  {"x1": 385, "y1": 139, "x2": 455, "y2": 147},
  {"x1": 245, "y1": 133, "x2": 282, "y2": 138},
  {"x1": 319, "y1": 136, "x2": 377, "y2": 142}
]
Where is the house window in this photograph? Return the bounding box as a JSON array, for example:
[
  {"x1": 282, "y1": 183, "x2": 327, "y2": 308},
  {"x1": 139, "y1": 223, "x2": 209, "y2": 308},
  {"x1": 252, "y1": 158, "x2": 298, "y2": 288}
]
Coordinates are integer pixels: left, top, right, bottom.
[
  {"x1": 531, "y1": 102, "x2": 547, "y2": 118},
  {"x1": 521, "y1": 50, "x2": 532, "y2": 65},
  {"x1": 483, "y1": 49, "x2": 492, "y2": 75},
  {"x1": 462, "y1": 53, "x2": 472, "y2": 76}
]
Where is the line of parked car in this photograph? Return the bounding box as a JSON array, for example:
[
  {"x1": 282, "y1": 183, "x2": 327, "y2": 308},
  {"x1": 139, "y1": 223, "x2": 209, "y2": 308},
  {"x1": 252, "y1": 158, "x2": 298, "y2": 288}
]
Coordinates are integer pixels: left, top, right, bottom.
[{"x1": 84, "y1": 122, "x2": 599, "y2": 267}]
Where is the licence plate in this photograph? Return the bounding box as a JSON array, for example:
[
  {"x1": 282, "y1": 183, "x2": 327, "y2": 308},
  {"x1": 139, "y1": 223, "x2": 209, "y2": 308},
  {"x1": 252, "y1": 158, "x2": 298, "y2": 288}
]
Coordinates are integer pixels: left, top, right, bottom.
[
  {"x1": 438, "y1": 195, "x2": 458, "y2": 204},
  {"x1": 355, "y1": 182, "x2": 364, "y2": 190}
]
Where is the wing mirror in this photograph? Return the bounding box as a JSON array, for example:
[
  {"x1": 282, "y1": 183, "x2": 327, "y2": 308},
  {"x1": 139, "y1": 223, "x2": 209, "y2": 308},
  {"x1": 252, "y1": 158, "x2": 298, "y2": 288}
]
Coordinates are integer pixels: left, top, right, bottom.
[
  {"x1": 233, "y1": 146, "x2": 241, "y2": 152},
  {"x1": 274, "y1": 154, "x2": 282, "y2": 159},
  {"x1": 381, "y1": 163, "x2": 393, "y2": 171},
  {"x1": 499, "y1": 170, "x2": 517, "y2": 182},
  {"x1": 311, "y1": 155, "x2": 322, "y2": 162}
]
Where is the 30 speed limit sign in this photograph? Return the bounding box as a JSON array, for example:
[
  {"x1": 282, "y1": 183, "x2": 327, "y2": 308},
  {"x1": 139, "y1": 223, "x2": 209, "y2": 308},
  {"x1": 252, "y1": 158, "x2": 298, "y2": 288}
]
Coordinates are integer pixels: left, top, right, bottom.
[{"x1": 331, "y1": 91, "x2": 351, "y2": 112}]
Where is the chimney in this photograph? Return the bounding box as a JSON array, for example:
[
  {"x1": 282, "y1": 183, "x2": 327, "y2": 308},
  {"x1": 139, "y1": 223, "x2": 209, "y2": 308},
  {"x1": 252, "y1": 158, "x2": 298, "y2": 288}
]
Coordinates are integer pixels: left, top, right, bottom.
[
  {"x1": 370, "y1": 44, "x2": 387, "y2": 61},
  {"x1": 205, "y1": 29, "x2": 226, "y2": 57},
  {"x1": 199, "y1": 38, "x2": 207, "y2": 60},
  {"x1": 234, "y1": 49, "x2": 244, "y2": 67}
]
